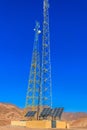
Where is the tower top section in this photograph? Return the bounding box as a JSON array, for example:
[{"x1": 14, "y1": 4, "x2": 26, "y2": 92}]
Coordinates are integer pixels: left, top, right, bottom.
[
  {"x1": 34, "y1": 21, "x2": 41, "y2": 34},
  {"x1": 43, "y1": 0, "x2": 49, "y2": 10}
]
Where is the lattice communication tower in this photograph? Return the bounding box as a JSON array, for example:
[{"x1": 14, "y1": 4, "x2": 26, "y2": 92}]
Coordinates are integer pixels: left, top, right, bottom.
[
  {"x1": 40, "y1": 0, "x2": 52, "y2": 108},
  {"x1": 25, "y1": 21, "x2": 41, "y2": 110},
  {"x1": 25, "y1": 0, "x2": 52, "y2": 111}
]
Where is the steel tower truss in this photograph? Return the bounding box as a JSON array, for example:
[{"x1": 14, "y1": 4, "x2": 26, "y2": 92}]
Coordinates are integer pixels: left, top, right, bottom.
[
  {"x1": 25, "y1": 21, "x2": 41, "y2": 110},
  {"x1": 40, "y1": 0, "x2": 52, "y2": 108}
]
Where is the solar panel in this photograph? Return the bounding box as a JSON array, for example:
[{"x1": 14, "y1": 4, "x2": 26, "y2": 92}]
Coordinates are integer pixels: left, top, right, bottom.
[
  {"x1": 56, "y1": 108, "x2": 63, "y2": 116},
  {"x1": 45, "y1": 109, "x2": 52, "y2": 117},
  {"x1": 51, "y1": 108, "x2": 64, "y2": 118},
  {"x1": 25, "y1": 112, "x2": 27, "y2": 117},
  {"x1": 47, "y1": 108, "x2": 52, "y2": 115},
  {"x1": 25, "y1": 107, "x2": 64, "y2": 119},
  {"x1": 40, "y1": 108, "x2": 47, "y2": 116},
  {"x1": 55, "y1": 108, "x2": 60, "y2": 117},
  {"x1": 28, "y1": 112, "x2": 32, "y2": 116},
  {"x1": 58, "y1": 108, "x2": 64, "y2": 118},
  {"x1": 25, "y1": 111, "x2": 36, "y2": 117},
  {"x1": 25, "y1": 112, "x2": 30, "y2": 117},
  {"x1": 42, "y1": 108, "x2": 48, "y2": 116},
  {"x1": 40, "y1": 108, "x2": 51, "y2": 117},
  {"x1": 29, "y1": 111, "x2": 33, "y2": 116},
  {"x1": 55, "y1": 108, "x2": 59, "y2": 116},
  {"x1": 31, "y1": 111, "x2": 36, "y2": 116},
  {"x1": 51, "y1": 108, "x2": 58, "y2": 117}
]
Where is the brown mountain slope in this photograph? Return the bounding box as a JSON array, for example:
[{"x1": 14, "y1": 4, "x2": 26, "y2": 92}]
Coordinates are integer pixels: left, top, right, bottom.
[
  {"x1": 62, "y1": 112, "x2": 87, "y2": 121},
  {"x1": 70, "y1": 118, "x2": 87, "y2": 128},
  {"x1": 0, "y1": 103, "x2": 23, "y2": 126}
]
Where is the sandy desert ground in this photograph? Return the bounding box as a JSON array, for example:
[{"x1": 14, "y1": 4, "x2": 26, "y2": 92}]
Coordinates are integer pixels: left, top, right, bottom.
[{"x1": 0, "y1": 126, "x2": 87, "y2": 130}]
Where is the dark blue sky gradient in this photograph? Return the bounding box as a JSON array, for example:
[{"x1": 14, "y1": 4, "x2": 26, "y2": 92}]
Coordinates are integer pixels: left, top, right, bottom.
[{"x1": 0, "y1": 0, "x2": 87, "y2": 112}]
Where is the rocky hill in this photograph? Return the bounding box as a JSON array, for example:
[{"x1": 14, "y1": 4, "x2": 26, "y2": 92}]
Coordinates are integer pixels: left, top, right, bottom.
[
  {"x1": 0, "y1": 103, "x2": 23, "y2": 126},
  {"x1": 62, "y1": 112, "x2": 87, "y2": 121},
  {"x1": 70, "y1": 118, "x2": 87, "y2": 128},
  {"x1": 62, "y1": 112, "x2": 87, "y2": 128}
]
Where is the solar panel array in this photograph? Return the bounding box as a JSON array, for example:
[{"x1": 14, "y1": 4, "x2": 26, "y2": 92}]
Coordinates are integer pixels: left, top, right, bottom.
[
  {"x1": 25, "y1": 107, "x2": 64, "y2": 119},
  {"x1": 25, "y1": 111, "x2": 36, "y2": 117},
  {"x1": 40, "y1": 107, "x2": 64, "y2": 118}
]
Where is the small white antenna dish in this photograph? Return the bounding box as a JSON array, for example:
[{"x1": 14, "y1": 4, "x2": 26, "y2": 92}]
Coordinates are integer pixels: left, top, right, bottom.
[{"x1": 38, "y1": 30, "x2": 41, "y2": 34}]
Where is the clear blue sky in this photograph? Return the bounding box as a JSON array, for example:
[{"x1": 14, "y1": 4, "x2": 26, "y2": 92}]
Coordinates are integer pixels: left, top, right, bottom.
[{"x1": 0, "y1": 0, "x2": 87, "y2": 112}]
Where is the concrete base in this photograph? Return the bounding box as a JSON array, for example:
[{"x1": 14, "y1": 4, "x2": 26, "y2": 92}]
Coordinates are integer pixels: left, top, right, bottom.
[
  {"x1": 11, "y1": 121, "x2": 26, "y2": 127},
  {"x1": 26, "y1": 120, "x2": 51, "y2": 128},
  {"x1": 11, "y1": 120, "x2": 70, "y2": 129},
  {"x1": 11, "y1": 120, "x2": 51, "y2": 128},
  {"x1": 56, "y1": 121, "x2": 67, "y2": 129}
]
